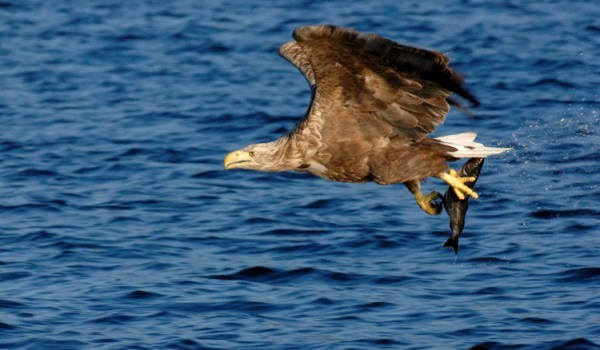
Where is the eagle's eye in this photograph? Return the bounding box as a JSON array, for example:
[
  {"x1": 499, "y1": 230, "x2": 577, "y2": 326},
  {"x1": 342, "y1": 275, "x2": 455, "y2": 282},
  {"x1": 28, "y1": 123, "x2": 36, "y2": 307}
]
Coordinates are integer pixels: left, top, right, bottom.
[{"x1": 249, "y1": 151, "x2": 255, "y2": 157}]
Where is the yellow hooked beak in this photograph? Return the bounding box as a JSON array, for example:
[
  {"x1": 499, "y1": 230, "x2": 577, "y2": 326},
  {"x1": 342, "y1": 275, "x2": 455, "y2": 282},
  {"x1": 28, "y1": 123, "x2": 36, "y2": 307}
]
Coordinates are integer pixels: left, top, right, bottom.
[{"x1": 224, "y1": 150, "x2": 252, "y2": 170}]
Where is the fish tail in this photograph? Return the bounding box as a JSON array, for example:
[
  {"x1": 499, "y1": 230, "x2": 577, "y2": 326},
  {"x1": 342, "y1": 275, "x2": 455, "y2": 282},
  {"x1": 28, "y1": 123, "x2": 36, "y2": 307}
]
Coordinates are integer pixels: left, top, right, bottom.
[{"x1": 444, "y1": 234, "x2": 460, "y2": 255}]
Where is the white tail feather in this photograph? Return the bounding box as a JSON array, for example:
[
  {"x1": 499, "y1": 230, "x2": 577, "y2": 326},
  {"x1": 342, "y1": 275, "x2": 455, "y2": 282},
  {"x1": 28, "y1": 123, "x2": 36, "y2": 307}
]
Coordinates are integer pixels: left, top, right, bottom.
[{"x1": 436, "y1": 132, "x2": 511, "y2": 158}]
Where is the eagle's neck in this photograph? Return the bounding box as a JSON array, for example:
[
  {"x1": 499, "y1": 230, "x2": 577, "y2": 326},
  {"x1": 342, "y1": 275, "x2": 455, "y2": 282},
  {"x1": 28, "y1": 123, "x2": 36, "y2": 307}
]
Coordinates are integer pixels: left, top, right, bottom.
[
  {"x1": 264, "y1": 134, "x2": 305, "y2": 171},
  {"x1": 263, "y1": 116, "x2": 323, "y2": 172}
]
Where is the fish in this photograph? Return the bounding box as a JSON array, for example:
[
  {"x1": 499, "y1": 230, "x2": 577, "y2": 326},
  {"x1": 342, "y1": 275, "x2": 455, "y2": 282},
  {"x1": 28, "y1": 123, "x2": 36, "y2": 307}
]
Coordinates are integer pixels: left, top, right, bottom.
[{"x1": 442, "y1": 157, "x2": 485, "y2": 254}]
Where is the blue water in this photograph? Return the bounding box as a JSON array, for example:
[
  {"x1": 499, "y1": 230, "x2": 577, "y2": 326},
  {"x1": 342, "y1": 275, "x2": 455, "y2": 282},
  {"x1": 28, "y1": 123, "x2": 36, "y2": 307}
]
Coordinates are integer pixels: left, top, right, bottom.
[{"x1": 0, "y1": 1, "x2": 598, "y2": 349}]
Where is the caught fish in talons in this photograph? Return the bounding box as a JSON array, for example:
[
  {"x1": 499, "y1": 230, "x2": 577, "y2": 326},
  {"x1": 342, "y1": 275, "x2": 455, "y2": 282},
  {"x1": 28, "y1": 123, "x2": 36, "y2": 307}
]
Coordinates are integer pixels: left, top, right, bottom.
[{"x1": 442, "y1": 157, "x2": 485, "y2": 254}]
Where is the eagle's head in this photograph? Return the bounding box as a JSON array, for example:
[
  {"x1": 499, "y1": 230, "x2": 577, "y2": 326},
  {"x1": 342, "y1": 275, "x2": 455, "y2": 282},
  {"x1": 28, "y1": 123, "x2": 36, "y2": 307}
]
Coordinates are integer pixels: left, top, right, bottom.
[{"x1": 224, "y1": 142, "x2": 285, "y2": 172}]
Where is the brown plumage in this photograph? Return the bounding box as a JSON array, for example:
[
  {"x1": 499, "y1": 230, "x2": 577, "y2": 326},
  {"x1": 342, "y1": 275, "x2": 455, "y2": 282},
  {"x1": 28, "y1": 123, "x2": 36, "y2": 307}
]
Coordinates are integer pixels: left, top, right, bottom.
[{"x1": 224, "y1": 25, "x2": 509, "y2": 222}]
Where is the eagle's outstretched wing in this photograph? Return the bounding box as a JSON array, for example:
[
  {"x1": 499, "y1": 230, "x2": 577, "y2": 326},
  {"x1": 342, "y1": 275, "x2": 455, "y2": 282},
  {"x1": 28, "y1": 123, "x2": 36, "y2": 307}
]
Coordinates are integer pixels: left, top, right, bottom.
[{"x1": 279, "y1": 25, "x2": 478, "y2": 141}]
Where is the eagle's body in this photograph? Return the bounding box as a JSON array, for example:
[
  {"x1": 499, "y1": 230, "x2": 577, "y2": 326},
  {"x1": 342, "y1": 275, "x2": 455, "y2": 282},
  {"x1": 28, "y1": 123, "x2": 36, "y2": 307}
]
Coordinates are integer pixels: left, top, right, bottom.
[
  {"x1": 264, "y1": 126, "x2": 453, "y2": 185},
  {"x1": 225, "y1": 25, "x2": 509, "y2": 216}
]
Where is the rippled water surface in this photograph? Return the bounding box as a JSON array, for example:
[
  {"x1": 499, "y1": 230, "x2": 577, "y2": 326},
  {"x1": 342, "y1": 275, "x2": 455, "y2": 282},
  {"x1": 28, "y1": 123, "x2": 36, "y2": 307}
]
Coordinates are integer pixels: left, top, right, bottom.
[{"x1": 1, "y1": 1, "x2": 599, "y2": 349}]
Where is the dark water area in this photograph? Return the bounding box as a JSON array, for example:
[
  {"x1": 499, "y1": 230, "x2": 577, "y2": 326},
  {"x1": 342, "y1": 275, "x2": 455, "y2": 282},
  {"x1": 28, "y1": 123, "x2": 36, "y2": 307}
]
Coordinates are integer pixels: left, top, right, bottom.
[{"x1": 0, "y1": 0, "x2": 598, "y2": 349}]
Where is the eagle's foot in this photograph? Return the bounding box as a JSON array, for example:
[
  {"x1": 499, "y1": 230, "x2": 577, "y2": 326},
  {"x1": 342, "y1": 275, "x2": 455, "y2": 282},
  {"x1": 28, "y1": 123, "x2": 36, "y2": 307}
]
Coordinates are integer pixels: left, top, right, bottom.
[
  {"x1": 441, "y1": 169, "x2": 479, "y2": 200},
  {"x1": 415, "y1": 191, "x2": 443, "y2": 215}
]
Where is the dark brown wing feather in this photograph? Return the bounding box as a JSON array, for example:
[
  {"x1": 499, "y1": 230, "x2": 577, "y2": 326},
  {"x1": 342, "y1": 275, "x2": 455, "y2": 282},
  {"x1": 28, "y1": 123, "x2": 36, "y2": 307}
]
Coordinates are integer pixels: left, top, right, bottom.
[
  {"x1": 279, "y1": 41, "x2": 316, "y2": 88},
  {"x1": 279, "y1": 25, "x2": 478, "y2": 141}
]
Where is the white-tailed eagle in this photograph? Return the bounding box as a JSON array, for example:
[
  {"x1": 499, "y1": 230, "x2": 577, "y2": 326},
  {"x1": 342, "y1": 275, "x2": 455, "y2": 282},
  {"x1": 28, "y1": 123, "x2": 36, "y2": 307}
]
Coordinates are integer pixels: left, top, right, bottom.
[{"x1": 224, "y1": 25, "x2": 509, "y2": 217}]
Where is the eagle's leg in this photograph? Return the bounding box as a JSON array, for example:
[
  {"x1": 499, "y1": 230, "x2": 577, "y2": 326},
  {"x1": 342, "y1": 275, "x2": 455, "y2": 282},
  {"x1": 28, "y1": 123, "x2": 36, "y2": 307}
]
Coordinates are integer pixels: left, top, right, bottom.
[
  {"x1": 440, "y1": 169, "x2": 478, "y2": 200},
  {"x1": 404, "y1": 180, "x2": 443, "y2": 215}
]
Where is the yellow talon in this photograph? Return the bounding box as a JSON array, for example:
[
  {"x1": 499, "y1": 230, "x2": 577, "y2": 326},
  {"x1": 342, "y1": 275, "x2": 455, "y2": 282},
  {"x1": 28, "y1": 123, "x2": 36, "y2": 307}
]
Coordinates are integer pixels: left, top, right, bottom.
[
  {"x1": 415, "y1": 191, "x2": 443, "y2": 215},
  {"x1": 441, "y1": 170, "x2": 479, "y2": 200}
]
